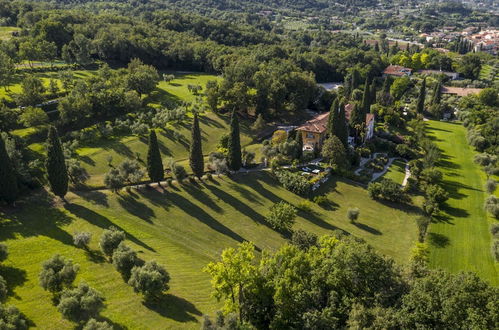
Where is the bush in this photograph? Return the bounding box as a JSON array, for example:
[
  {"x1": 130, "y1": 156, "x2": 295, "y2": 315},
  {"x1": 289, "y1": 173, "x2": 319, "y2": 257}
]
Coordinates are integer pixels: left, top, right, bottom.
[
  {"x1": 128, "y1": 261, "x2": 170, "y2": 300},
  {"x1": 296, "y1": 200, "x2": 313, "y2": 213},
  {"x1": 416, "y1": 216, "x2": 431, "y2": 242},
  {"x1": 170, "y1": 160, "x2": 187, "y2": 181},
  {"x1": 39, "y1": 254, "x2": 79, "y2": 293},
  {"x1": 112, "y1": 242, "x2": 140, "y2": 280},
  {"x1": 0, "y1": 275, "x2": 7, "y2": 301},
  {"x1": 490, "y1": 223, "x2": 499, "y2": 239},
  {"x1": 347, "y1": 208, "x2": 360, "y2": 223},
  {"x1": 492, "y1": 240, "x2": 499, "y2": 262},
  {"x1": 73, "y1": 232, "x2": 92, "y2": 250},
  {"x1": 274, "y1": 170, "x2": 312, "y2": 196},
  {"x1": 83, "y1": 318, "x2": 113, "y2": 330},
  {"x1": 291, "y1": 230, "x2": 318, "y2": 250},
  {"x1": 313, "y1": 195, "x2": 329, "y2": 207},
  {"x1": 0, "y1": 303, "x2": 28, "y2": 329},
  {"x1": 485, "y1": 180, "x2": 497, "y2": 194},
  {"x1": 484, "y1": 195, "x2": 499, "y2": 219},
  {"x1": 0, "y1": 244, "x2": 8, "y2": 263},
  {"x1": 425, "y1": 184, "x2": 449, "y2": 204},
  {"x1": 57, "y1": 282, "x2": 105, "y2": 322},
  {"x1": 99, "y1": 227, "x2": 125, "y2": 258},
  {"x1": 367, "y1": 179, "x2": 409, "y2": 203},
  {"x1": 266, "y1": 201, "x2": 297, "y2": 232}
]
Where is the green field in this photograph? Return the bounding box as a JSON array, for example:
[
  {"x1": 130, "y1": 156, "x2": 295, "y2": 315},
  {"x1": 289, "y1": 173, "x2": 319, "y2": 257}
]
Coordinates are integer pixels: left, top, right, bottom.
[
  {"x1": 425, "y1": 120, "x2": 498, "y2": 285},
  {"x1": 1, "y1": 172, "x2": 418, "y2": 328},
  {"x1": 0, "y1": 26, "x2": 20, "y2": 41},
  {"x1": 381, "y1": 159, "x2": 407, "y2": 184}
]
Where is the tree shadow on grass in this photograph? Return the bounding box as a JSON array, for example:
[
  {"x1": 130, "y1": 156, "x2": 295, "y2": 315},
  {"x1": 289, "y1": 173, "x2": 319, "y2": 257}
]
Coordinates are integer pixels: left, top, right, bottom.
[
  {"x1": 182, "y1": 183, "x2": 224, "y2": 214},
  {"x1": 199, "y1": 115, "x2": 225, "y2": 129},
  {"x1": 64, "y1": 203, "x2": 155, "y2": 252},
  {"x1": 143, "y1": 294, "x2": 202, "y2": 323},
  {"x1": 117, "y1": 194, "x2": 155, "y2": 223},
  {"x1": 204, "y1": 184, "x2": 268, "y2": 227},
  {"x1": 227, "y1": 182, "x2": 263, "y2": 205},
  {"x1": 84, "y1": 249, "x2": 106, "y2": 264},
  {"x1": 298, "y1": 210, "x2": 340, "y2": 231},
  {"x1": 442, "y1": 204, "x2": 470, "y2": 218},
  {"x1": 73, "y1": 190, "x2": 109, "y2": 207},
  {"x1": 428, "y1": 232, "x2": 450, "y2": 248},
  {"x1": 165, "y1": 191, "x2": 248, "y2": 244},
  {"x1": 353, "y1": 222, "x2": 382, "y2": 235},
  {"x1": 0, "y1": 265, "x2": 27, "y2": 300}
]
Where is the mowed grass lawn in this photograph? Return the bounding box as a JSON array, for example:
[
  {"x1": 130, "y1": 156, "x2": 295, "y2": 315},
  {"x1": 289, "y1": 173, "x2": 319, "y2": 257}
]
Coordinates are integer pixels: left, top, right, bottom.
[
  {"x1": 381, "y1": 159, "x2": 407, "y2": 184},
  {"x1": 425, "y1": 120, "x2": 498, "y2": 285},
  {"x1": 0, "y1": 172, "x2": 418, "y2": 328}
]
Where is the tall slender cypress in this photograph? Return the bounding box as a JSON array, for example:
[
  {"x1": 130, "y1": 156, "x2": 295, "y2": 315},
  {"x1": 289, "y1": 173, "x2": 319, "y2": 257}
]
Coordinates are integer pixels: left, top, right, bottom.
[
  {"x1": 361, "y1": 77, "x2": 371, "y2": 115},
  {"x1": 227, "y1": 111, "x2": 242, "y2": 171},
  {"x1": 327, "y1": 98, "x2": 339, "y2": 137},
  {"x1": 45, "y1": 126, "x2": 68, "y2": 199},
  {"x1": 432, "y1": 80, "x2": 442, "y2": 106},
  {"x1": 189, "y1": 113, "x2": 204, "y2": 178},
  {"x1": 147, "y1": 130, "x2": 164, "y2": 184},
  {"x1": 0, "y1": 135, "x2": 18, "y2": 204},
  {"x1": 417, "y1": 78, "x2": 426, "y2": 114},
  {"x1": 336, "y1": 103, "x2": 349, "y2": 148},
  {"x1": 295, "y1": 130, "x2": 303, "y2": 160}
]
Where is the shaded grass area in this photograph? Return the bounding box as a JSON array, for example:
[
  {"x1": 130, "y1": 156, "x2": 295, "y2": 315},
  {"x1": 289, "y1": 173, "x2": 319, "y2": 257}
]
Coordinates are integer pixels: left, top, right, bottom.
[
  {"x1": 425, "y1": 120, "x2": 498, "y2": 285},
  {"x1": 0, "y1": 172, "x2": 418, "y2": 328}
]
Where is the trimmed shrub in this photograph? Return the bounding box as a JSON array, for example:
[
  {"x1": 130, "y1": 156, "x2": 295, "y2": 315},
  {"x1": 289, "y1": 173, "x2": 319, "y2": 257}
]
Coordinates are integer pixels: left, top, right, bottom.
[{"x1": 347, "y1": 208, "x2": 360, "y2": 223}]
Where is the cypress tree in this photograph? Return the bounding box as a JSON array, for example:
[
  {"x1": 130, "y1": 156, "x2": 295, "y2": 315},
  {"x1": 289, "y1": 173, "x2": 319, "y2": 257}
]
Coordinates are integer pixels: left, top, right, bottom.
[
  {"x1": 361, "y1": 77, "x2": 371, "y2": 115},
  {"x1": 0, "y1": 135, "x2": 18, "y2": 205},
  {"x1": 327, "y1": 98, "x2": 339, "y2": 137},
  {"x1": 295, "y1": 130, "x2": 303, "y2": 160},
  {"x1": 45, "y1": 126, "x2": 68, "y2": 199},
  {"x1": 336, "y1": 103, "x2": 349, "y2": 148},
  {"x1": 147, "y1": 130, "x2": 164, "y2": 184},
  {"x1": 432, "y1": 80, "x2": 442, "y2": 105},
  {"x1": 189, "y1": 113, "x2": 204, "y2": 178},
  {"x1": 416, "y1": 78, "x2": 426, "y2": 114},
  {"x1": 227, "y1": 111, "x2": 242, "y2": 171}
]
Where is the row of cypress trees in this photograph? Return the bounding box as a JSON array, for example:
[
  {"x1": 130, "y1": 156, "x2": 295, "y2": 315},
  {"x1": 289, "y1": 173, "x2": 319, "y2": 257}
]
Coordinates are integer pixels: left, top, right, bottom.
[{"x1": 0, "y1": 111, "x2": 243, "y2": 204}]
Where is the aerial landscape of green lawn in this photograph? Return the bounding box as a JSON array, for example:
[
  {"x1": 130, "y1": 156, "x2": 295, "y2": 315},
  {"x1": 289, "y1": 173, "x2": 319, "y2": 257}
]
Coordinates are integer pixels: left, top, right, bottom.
[
  {"x1": 1, "y1": 171, "x2": 418, "y2": 328},
  {"x1": 426, "y1": 120, "x2": 498, "y2": 285}
]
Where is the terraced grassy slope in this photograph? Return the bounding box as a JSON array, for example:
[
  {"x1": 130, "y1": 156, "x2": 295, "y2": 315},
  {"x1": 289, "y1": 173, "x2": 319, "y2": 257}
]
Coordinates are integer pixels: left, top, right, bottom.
[
  {"x1": 425, "y1": 120, "x2": 498, "y2": 285},
  {"x1": 1, "y1": 172, "x2": 418, "y2": 328}
]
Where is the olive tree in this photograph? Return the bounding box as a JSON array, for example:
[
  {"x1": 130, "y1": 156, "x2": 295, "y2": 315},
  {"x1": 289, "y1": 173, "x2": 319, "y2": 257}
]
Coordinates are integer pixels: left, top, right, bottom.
[
  {"x1": 128, "y1": 261, "x2": 170, "y2": 300},
  {"x1": 57, "y1": 282, "x2": 104, "y2": 322},
  {"x1": 39, "y1": 255, "x2": 79, "y2": 294},
  {"x1": 99, "y1": 227, "x2": 125, "y2": 259}
]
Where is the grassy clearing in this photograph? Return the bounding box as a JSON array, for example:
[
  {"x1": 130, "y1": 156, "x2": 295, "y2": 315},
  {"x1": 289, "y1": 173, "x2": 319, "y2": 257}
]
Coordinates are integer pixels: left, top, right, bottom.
[
  {"x1": 382, "y1": 159, "x2": 407, "y2": 184},
  {"x1": 425, "y1": 120, "x2": 498, "y2": 285},
  {"x1": 1, "y1": 172, "x2": 418, "y2": 328},
  {"x1": 0, "y1": 27, "x2": 20, "y2": 40}
]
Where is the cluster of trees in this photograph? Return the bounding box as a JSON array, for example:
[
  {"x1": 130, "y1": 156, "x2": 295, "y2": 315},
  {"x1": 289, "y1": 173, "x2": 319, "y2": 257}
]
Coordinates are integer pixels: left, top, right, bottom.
[{"x1": 204, "y1": 233, "x2": 498, "y2": 329}]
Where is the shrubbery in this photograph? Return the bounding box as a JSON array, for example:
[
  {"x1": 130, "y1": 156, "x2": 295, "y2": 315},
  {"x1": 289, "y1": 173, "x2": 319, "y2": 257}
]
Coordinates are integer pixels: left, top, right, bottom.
[
  {"x1": 484, "y1": 195, "x2": 499, "y2": 218},
  {"x1": 274, "y1": 170, "x2": 312, "y2": 196},
  {"x1": 83, "y1": 318, "x2": 113, "y2": 330},
  {"x1": 0, "y1": 303, "x2": 28, "y2": 329},
  {"x1": 367, "y1": 178, "x2": 409, "y2": 203},
  {"x1": 112, "y1": 242, "x2": 141, "y2": 280},
  {"x1": 266, "y1": 201, "x2": 297, "y2": 232},
  {"x1": 73, "y1": 232, "x2": 92, "y2": 250},
  {"x1": 290, "y1": 230, "x2": 318, "y2": 250}
]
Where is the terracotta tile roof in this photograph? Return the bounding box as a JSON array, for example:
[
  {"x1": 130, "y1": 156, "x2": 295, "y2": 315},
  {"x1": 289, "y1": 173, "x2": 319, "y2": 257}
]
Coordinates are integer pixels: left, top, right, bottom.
[
  {"x1": 366, "y1": 113, "x2": 375, "y2": 126},
  {"x1": 345, "y1": 103, "x2": 354, "y2": 121},
  {"x1": 383, "y1": 65, "x2": 412, "y2": 77},
  {"x1": 297, "y1": 112, "x2": 329, "y2": 134},
  {"x1": 441, "y1": 86, "x2": 483, "y2": 97}
]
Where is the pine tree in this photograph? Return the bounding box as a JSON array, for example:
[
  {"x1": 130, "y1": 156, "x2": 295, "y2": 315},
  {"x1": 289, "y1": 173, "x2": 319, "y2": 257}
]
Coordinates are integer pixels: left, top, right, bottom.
[
  {"x1": 227, "y1": 111, "x2": 242, "y2": 171},
  {"x1": 189, "y1": 113, "x2": 204, "y2": 178},
  {"x1": 295, "y1": 130, "x2": 303, "y2": 160},
  {"x1": 45, "y1": 126, "x2": 68, "y2": 199},
  {"x1": 416, "y1": 78, "x2": 426, "y2": 114},
  {"x1": 146, "y1": 130, "x2": 164, "y2": 184},
  {"x1": 336, "y1": 103, "x2": 349, "y2": 148},
  {"x1": 0, "y1": 135, "x2": 18, "y2": 204}
]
